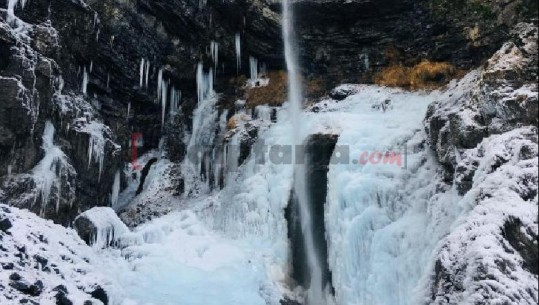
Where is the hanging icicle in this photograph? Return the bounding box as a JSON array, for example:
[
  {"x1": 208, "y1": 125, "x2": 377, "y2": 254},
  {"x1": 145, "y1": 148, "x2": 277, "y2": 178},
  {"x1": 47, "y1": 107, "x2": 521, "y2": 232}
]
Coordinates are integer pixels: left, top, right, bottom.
[{"x1": 235, "y1": 33, "x2": 241, "y2": 72}]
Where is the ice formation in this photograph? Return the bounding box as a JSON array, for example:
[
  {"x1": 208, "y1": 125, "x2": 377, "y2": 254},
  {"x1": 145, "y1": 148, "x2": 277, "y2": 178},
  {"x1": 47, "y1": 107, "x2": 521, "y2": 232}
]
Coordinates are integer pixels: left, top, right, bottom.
[
  {"x1": 211, "y1": 40, "x2": 219, "y2": 71},
  {"x1": 249, "y1": 56, "x2": 258, "y2": 81},
  {"x1": 196, "y1": 62, "x2": 214, "y2": 105},
  {"x1": 82, "y1": 66, "x2": 89, "y2": 95},
  {"x1": 111, "y1": 170, "x2": 120, "y2": 208},
  {"x1": 157, "y1": 67, "x2": 163, "y2": 102},
  {"x1": 139, "y1": 58, "x2": 144, "y2": 88},
  {"x1": 31, "y1": 121, "x2": 74, "y2": 214},
  {"x1": 139, "y1": 58, "x2": 151, "y2": 88},
  {"x1": 6, "y1": 0, "x2": 27, "y2": 22},
  {"x1": 235, "y1": 33, "x2": 241, "y2": 72},
  {"x1": 160, "y1": 78, "x2": 168, "y2": 127},
  {"x1": 169, "y1": 86, "x2": 181, "y2": 117}
]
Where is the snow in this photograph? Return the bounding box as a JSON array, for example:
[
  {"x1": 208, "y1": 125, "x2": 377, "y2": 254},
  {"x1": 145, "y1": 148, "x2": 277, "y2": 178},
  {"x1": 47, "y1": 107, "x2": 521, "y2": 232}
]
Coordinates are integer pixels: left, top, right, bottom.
[
  {"x1": 100, "y1": 210, "x2": 283, "y2": 305},
  {"x1": 424, "y1": 127, "x2": 538, "y2": 305},
  {"x1": 0, "y1": 204, "x2": 122, "y2": 305}
]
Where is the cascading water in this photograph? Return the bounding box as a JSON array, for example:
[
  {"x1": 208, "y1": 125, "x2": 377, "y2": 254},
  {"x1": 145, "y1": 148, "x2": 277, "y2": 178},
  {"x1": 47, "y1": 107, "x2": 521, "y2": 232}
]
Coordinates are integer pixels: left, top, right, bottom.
[{"x1": 282, "y1": 1, "x2": 327, "y2": 304}]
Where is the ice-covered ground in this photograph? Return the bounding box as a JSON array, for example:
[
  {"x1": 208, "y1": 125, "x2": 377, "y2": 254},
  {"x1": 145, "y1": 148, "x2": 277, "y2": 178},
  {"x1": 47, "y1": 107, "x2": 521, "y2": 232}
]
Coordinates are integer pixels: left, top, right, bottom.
[{"x1": 91, "y1": 83, "x2": 447, "y2": 305}]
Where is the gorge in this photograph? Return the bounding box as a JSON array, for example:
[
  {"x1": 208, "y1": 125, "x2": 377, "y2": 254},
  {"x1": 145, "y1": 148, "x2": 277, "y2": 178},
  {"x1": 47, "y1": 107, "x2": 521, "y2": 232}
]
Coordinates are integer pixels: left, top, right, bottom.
[{"x1": 0, "y1": 0, "x2": 537, "y2": 305}]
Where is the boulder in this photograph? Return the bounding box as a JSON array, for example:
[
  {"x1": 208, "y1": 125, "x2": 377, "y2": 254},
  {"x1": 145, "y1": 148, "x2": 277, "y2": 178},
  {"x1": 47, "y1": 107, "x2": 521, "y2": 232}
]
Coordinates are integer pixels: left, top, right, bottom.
[{"x1": 73, "y1": 207, "x2": 129, "y2": 248}]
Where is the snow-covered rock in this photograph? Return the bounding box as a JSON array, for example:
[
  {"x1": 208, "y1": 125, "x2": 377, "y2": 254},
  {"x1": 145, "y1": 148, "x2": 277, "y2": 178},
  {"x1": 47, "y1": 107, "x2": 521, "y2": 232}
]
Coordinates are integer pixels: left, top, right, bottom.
[
  {"x1": 0, "y1": 204, "x2": 115, "y2": 305},
  {"x1": 425, "y1": 22, "x2": 538, "y2": 181},
  {"x1": 73, "y1": 207, "x2": 129, "y2": 249},
  {"x1": 427, "y1": 127, "x2": 538, "y2": 305}
]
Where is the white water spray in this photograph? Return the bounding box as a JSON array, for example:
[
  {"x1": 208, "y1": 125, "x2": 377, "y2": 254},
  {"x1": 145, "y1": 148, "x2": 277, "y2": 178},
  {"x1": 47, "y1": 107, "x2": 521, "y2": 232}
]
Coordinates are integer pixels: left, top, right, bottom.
[{"x1": 282, "y1": 1, "x2": 326, "y2": 304}]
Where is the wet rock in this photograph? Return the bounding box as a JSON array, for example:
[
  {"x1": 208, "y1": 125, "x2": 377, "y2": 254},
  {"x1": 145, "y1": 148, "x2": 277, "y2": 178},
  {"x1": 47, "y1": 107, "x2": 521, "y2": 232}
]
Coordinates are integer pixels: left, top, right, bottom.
[{"x1": 286, "y1": 133, "x2": 338, "y2": 291}]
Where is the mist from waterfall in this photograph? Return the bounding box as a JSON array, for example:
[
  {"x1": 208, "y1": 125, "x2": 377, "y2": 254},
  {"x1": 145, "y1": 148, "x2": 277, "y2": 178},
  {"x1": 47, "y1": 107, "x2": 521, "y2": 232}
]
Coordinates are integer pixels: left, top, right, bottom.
[{"x1": 282, "y1": 1, "x2": 327, "y2": 304}]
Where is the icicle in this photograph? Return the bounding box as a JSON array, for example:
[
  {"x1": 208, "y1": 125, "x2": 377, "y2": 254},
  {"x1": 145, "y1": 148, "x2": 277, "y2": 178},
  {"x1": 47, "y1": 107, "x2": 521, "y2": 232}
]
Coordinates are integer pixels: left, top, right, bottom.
[
  {"x1": 96, "y1": 29, "x2": 100, "y2": 42},
  {"x1": 196, "y1": 63, "x2": 205, "y2": 105},
  {"x1": 82, "y1": 67, "x2": 89, "y2": 95},
  {"x1": 260, "y1": 62, "x2": 267, "y2": 77},
  {"x1": 89, "y1": 61, "x2": 93, "y2": 73},
  {"x1": 127, "y1": 102, "x2": 131, "y2": 119},
  {"x1": 161, "y1": 80, "x2": 168, "y2": 128},
  {"x1": 106, "y1": 73, "x2": 110, "y2": 89},
  {"x1": 211, "y1": 41, "x2": 219, "y2": 71},
  {"x1": 364, "y1": 54, "x2": 370, "y2": 71},
  {"x1": 139, "y1": 58, "x2": 145, "y2": 88},
  {"x1": 157, "y1": 68, "x2": 163, "y2": 103},
  {"x1": 249, "y1": 56, "x2": 258, "y2": 81},
  {"x1": 145, "y1": 60, "x2": 150, "y2": 88},
  {"x1": 111, "y1": 171, "x2": 120, "y2": 208},
  {"x1": 93, "y1": 12, "x2": 98, "y2": 28},
  {"x1": 169, "y1": 86, "x2": 181, "y2": 118},
  {"x1": 235, "y1": 33, "x2": 241, "y2": 72},
  {"x1": 86, "y1": 123, "x2": 106, "y2": 181},
  {"x1": 58, "y1": 76, "x2": 65, "y2": 94},
  {"x1": 208, "y1": 67, "x2": 214, "y2": 95}
]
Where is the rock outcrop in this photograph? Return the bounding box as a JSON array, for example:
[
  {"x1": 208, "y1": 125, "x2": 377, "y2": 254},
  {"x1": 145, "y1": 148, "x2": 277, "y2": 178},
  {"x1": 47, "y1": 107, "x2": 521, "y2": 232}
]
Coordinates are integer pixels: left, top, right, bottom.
[{"x1": 424, "y1": 22, "x2": 538, "y2": 305}]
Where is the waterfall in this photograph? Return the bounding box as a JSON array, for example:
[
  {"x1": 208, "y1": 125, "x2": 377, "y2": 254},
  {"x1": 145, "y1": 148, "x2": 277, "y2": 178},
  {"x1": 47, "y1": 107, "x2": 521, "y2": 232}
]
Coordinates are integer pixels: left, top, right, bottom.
[{"x1": 282, "y1": 1, "x2": 327, "y2": 304}]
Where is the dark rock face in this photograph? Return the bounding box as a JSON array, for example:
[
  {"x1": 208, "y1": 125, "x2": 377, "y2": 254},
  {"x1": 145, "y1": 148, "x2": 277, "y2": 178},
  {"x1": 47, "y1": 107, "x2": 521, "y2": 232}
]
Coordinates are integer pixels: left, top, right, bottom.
[
  {"x1": 286, "y1": 133, "x2": 338, "y2": 292},
  {"x1": 0, "y1": 0, "x2": 284, "y2": 224},
  {"x1": 287, "y1": 0, "x2": 537, "y2": 84}
]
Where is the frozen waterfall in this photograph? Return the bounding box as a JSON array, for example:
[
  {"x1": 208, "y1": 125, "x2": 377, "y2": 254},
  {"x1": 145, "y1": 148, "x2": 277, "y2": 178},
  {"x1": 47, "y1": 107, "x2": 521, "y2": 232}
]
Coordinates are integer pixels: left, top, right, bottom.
[{"x1": 283, "y1": 0, "x2": 327, "y2": 304}]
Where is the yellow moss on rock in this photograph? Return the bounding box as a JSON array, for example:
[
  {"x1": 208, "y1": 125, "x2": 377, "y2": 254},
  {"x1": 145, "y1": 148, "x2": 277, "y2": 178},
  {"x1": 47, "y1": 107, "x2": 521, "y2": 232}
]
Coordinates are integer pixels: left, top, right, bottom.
[{"x1": 374, "y1": 60, "x2": 462, "y2": 89}]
